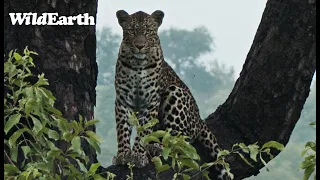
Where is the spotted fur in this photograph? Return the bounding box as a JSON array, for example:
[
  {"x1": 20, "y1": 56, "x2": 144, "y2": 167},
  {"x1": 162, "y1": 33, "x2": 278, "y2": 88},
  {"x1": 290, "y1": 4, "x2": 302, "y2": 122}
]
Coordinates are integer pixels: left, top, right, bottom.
[{"x1": 113, "y1": 10, "x2": 230, "y2": 180}]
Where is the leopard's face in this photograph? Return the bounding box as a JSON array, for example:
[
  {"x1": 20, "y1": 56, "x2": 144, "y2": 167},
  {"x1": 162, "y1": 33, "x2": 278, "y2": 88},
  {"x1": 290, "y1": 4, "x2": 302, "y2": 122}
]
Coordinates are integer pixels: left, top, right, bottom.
[{"x1": 116, "y1": 10, "x2": 164, "y2": 60}]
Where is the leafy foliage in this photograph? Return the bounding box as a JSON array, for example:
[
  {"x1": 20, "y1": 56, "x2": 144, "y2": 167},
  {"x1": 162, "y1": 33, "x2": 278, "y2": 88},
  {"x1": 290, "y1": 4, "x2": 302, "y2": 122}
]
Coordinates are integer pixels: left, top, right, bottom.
[
  {"x1": 129, "y1": 113, "x2": 283, "y2": 180},
  {"x1": 300, "y1": 121, "x2": 316, "y2": 180},
  {"x1": 4, "y1": 47, "x2": 115, "y2": 180}
]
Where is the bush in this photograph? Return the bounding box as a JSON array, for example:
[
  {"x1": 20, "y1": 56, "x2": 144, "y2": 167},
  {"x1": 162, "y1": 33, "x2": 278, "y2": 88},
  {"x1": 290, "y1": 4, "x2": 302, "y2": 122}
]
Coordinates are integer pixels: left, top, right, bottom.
[{"x1": 4, "y1": 47, "x2": 114, "y2": 180}]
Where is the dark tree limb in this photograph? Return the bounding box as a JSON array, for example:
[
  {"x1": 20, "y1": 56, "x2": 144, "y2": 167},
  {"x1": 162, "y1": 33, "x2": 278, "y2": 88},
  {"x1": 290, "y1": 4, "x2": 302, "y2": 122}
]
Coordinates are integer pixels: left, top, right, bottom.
[
  {"x1": 202, "y1": 0, "x2": 316, "y2": 179},
  {"x1": 100, "y1": 0, "x2": 316, "y2": 179}
]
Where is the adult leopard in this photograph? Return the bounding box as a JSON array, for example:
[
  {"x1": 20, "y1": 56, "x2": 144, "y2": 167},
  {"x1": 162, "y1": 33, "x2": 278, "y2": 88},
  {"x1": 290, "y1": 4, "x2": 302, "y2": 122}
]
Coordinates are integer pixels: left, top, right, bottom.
[{"x1": 113, "y1": 10, "x2": 230, "y2": 180}]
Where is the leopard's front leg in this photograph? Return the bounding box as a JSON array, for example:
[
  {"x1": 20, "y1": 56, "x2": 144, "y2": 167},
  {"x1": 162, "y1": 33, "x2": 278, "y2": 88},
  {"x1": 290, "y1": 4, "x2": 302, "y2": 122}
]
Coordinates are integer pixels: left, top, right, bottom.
[
  {"x1": 131, "y1": 105, "x2": 160, "y2": 168},
  {"x1": 113, "y1": 100, "x2": 133, "y2": 166}
]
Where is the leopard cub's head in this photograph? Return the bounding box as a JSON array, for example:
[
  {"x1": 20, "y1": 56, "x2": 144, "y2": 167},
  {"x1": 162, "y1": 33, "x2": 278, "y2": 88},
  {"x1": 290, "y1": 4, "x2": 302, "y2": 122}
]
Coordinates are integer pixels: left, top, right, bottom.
[{"x1": 116, "y1": 10, "x2": 164, "y2": 59}]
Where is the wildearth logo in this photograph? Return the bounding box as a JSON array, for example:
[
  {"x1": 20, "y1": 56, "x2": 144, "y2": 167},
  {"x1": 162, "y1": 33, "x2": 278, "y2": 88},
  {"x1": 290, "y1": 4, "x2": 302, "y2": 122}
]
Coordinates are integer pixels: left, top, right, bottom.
[{"x1": 9, "y1": 13, "x2": 95, "y2": 25}]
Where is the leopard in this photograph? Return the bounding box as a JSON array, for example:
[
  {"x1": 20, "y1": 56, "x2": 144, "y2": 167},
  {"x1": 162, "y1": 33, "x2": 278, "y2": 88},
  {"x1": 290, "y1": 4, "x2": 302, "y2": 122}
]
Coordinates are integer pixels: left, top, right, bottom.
[{"x1": 112, "y1": 10, "x2": 230, "y2": 180}]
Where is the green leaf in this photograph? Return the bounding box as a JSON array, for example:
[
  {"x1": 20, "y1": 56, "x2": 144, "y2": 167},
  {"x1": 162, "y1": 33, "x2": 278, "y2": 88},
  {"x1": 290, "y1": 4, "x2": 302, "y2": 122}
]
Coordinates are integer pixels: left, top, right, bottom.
[
  {"x1": 217, "y1": 150, "x2": 230, "y2": 158},
  {"x1": 202, "y1": 170, "x2": 210, "y2": 180},
  {"x1": 303, "y1": 165, "x2": 315, "y2": 180},
  {"x1": 301, "y1": 158, "x2": 315, "y2": 169},
  {"x1": 76, "y1": 159, "x2": 87, "y2": 173},
  {"x1": 29, "y1": 51, "x2": 39, "y2": 55},
  {"x1": 151, "y1": 156, "x2": 163, "y2": 169},
  {"x1": 47, "y1": 129, "x2": 60, "y2": 140},
  {"x1": 224, "y1": 163, "x2": 234, "y2": 179},
  {"x1": 85, "y1": 137, "x2": 101, "y2": 154},
  {"x1": 85, "y1": 120, "x2": 100, "y2": 128},
  {"x1": 21, "y1": 146, "x2": 31, "y2": 159},
  {"x1": 238, "y1": 143, "x2": 249, "y2": 153},
  {"x1": 262, "y1": 141, "x2": 284, "y2": 151},
  {"x1": 47, "y1": 149, "x2": 63, "y2": 161},
  {"x1": 162, "y1": 147, "x2": 172, "y2": 160},
  {"x1": 30, "y1": 115, "x2": 43, "y2": 134},
  {"x1": 11, "y1": 146, "x2": 18, "y2": 162},
  {"x1": 70, "y1": 136, "x2": 81, "y2": 151},
  {"x1": 201, "y1": 162, "x2": 215, "y2": 168},
  {"x1": 93, "y1": 174, "x2": 108, "y2": 180},
  {"x1": 142, "y1": 119, "x2": 159, "y2": 130},
  {"x1": 4, "y1": 114, "x2": 21, "y2": 134},
  {"x1": 85, "y1": 131, "x2": 102, "y2": 144},
  {"x1": 46, "y1": 107, "x2": 62, "y2": 116},
  {"x1": 34, "y1": 162, "x2": 50, "y2": 173},
  {"x1": 309, "y1": 121, "x2": 316, "y2": 126},
  {"x1": 71, "y1": 120, "x2": 80, "y2": 134},
  {"x1": 24, "y1": 47, "x2": 30, "y2": 55},
  {"x1": 235, "y1": 152, "x2": 253, "y2": 167},
  {"x1": 39, "y1": 87, "x2": 56, "y2": 101},
  {"x1": 179, "y1": 158, "x2": 200, "y2": 170},
  {"x1": 142, "y1": 135, "x2": 160, "y2": 145},
  {"x1": 4, "y1": 164, "x2": 20, "y2": 175},
  {"x1": 305, "y1": 141, "x2": 316, "y2": 152},
  {"x1": 149, "y1": 130, "x2": 167, "y2": 138},
  {"x1": 9, "y1": 128, "x2": 29, "y2": 148},
  {"x1": 157, "y1": 164, "x2": 171, "y2": 174},
  {"x1": 248, "y1": 144, "x2": 259, "y2": 162},
  {"x1": 56, "y1": 118, "x2": 68, "y2": 133},
  {"x1": 25, "y1": 98, "x2": 36, "y2": 115},
  {"x1": 8, "y1": 50, "x2": 13, "y2": 58},
  {"x1": 182, "y1": 174, "x2": 191, "y2": 180},
  {"x1": 14, "y1": 52, "x2": 22, "y2": 60},
  {"x1": 34, "y1": 74, "x2": 49, "y2": 87},
  {"x1": 89, "y1": 162, "x2": 100, "y2": 173},
  {"x1": 162, "y1": 133, "x2": 171, "y2": 146}
]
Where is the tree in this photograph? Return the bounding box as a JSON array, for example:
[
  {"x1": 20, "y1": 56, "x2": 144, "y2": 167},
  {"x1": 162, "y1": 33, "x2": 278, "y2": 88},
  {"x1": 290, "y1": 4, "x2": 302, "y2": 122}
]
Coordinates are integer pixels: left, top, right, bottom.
[
  {"x1": 4, "y1": 0, "x2": 99, "y2": 167},
  {"x1": 200, "y1": 0, "x2": 316, "y2": 179}
]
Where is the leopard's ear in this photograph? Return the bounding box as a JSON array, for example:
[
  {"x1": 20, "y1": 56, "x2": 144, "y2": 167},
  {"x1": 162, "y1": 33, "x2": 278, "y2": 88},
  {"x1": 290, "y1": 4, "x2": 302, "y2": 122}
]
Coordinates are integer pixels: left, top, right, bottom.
[
  {"x1": 151, "y1": 10, "x2": 164, "y2": 27},
  {"x1": 116, "y1": 10, "x2": 129, "y2": 26}
]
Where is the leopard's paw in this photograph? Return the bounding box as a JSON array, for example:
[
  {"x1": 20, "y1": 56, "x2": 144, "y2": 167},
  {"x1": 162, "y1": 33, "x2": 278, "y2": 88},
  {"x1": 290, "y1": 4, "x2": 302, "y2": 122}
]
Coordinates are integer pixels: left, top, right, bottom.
[
  {"x1": 131, "y1": 152, "x2": 149, "y2": 168},
  {"x1": 146, "y1": 143, "x2": 163, "y2": 157},
  {"x1": 112, "y1": 150, "x2": 132, "y2": 166}
]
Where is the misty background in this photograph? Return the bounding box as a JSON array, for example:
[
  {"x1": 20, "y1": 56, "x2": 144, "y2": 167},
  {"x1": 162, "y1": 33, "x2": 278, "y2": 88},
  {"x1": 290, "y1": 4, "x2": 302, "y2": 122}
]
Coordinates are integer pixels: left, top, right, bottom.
[{"x1": 94, "y1": 1, "x2": 316, "y2": 179}]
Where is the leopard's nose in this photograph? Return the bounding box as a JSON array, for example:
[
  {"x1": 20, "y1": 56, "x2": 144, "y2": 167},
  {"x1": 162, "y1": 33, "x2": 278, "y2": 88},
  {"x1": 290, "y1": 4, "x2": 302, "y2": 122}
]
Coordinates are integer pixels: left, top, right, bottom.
[
  {"x1": 134, "y1": 35, "x2": 146, "y2": 50},
  {"x1": 135, "y1": 43, "x2": 145, "y2": 50}
]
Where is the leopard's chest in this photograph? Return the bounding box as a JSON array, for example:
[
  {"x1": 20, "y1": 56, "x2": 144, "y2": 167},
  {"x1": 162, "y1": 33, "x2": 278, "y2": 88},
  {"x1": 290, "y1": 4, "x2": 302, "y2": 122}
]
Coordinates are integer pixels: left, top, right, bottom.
[{"x1": 116, "y1": 68, "x2": 160, "y2": 112}]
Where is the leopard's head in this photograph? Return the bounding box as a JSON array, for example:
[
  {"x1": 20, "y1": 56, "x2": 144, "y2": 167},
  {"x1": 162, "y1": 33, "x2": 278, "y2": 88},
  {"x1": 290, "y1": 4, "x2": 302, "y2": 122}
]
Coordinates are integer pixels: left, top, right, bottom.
[{"x1": 116, "y1": 10, "x2": 164, "y2": 60}]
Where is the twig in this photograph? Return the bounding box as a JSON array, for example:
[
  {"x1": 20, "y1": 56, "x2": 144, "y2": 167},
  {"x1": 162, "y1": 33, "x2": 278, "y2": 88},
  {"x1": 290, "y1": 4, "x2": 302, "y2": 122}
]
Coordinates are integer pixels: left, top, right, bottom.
[{"x1": 4, "y1": 149, "x2": 15, "y2": 165}]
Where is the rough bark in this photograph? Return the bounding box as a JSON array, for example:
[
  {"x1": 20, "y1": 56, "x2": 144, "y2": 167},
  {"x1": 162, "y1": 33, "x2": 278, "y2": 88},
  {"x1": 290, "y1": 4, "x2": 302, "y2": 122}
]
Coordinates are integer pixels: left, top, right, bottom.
[
  {"x1": 203, "y1": 0, "x2": 316, "y2": 179},
  {"x1": 4, "y1": 0, "x2": 98, "y2": 166},
  {"x1": 100, "y1": 0, "x2": 316, "y2": 179}
]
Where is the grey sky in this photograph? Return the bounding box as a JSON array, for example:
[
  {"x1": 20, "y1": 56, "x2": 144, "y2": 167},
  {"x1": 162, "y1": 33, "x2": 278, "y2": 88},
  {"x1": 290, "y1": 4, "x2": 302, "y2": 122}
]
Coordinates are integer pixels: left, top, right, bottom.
[{"x1": 96, "y1": 0, "x2": 267, "y2": 78}]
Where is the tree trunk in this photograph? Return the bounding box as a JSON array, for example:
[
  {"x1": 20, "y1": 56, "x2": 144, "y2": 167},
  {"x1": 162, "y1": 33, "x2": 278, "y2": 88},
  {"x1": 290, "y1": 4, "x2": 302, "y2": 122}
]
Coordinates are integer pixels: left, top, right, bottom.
[
  {"x1": 100, "y1": 0, "x2": 316, "y2": 179},
  {"x1": 4, "y1": 0, "x2": 98, "y2": 166},
  {"x1": 203, "y1": 0, "x2": 316, "y2": 179}
]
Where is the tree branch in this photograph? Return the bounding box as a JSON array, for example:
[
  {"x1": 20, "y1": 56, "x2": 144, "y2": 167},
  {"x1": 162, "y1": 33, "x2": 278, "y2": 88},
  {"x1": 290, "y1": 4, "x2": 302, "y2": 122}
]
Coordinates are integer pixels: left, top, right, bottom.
[{"x1": 201, "y1": 0, "x2": 316, "y2": 179}]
